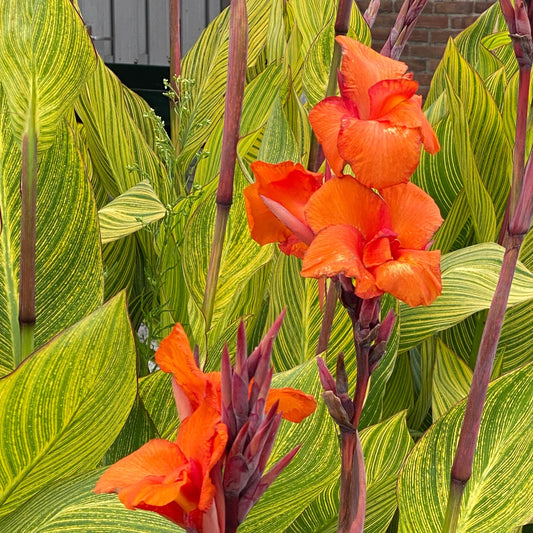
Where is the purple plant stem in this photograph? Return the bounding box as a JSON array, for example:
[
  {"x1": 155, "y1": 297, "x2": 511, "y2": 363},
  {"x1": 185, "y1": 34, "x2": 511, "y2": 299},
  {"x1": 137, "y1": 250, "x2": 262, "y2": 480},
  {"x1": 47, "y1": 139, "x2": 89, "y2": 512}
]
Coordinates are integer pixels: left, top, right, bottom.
[
  {"x1": 445, "y1": 3, "x2": 533, "y2": 528},
  {"x1": 316, "y1": 279, "x2": 339, "y2": 354},
  {"x1": 202, "y1": 0, "x2": 248, "y2": 330},
  {"x1": 338, "y1": 430, "x2": 366, "y2": 533},
  {"x1": 169, "y1": 0, "x2": 181, "y2": 149}
]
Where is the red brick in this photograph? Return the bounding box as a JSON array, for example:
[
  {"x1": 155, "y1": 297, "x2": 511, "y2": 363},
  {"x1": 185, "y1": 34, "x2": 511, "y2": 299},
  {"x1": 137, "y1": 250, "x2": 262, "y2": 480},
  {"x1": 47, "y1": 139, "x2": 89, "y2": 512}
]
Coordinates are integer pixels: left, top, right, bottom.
[
  {"x1": 406, "y1": 58, "x2": 427, "y2": 72},
  {"x1": 409, "y1": 43, "x2": 447, "y2": 59},
  {"x1": 410, "y1": 28, "x2": 429, "y2": 42},
  {"x1": 474, "y1": 1, "x2": 495, "y2": 14},
  {"x1": 416, "y1": 73, "x2": 435, "y2": 86},
  {"x1": 376, "y1": 13, "x2": 402, "y2": 27},
  {"x1": 431, "y1": 29, "x2": 456, "y2": 43},
  {"x1": 428, "y1": 58, "x2": 444, "y2": 71},
  {"x1": 378, "y1": 0, "x2": 395, "y2": 13},
  {"x1": 372, "y1": 26, "x2": 391, "y2": 41},
  {"x1": 434, "y1": 1, "x2": 474, "y2": 14},
  {"x1": 416, "y1": 14, "x2": 451, "y2": 29},
  {"x1": 450, "y1": 15, "x2": 479, "y2": 29}
]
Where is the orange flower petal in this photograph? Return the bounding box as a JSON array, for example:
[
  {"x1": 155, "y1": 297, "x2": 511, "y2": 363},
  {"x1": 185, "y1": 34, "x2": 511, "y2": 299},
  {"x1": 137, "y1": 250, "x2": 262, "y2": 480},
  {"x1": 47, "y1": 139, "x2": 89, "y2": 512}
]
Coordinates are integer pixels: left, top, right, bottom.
[
  {"x1": 380, "y1": 182, "x2": 443, "y2": 249},
  {"x1": 368, "y1": 78, "x2": 419, "y2": 120},
  {"x1": 308, "y1": 96, "x2": 351, "y2": 175},
  {"x1": 244, "y1": 181, "x2": 292, "y2": 246},
  {"x1": 375, "y1": 249, "x2": 442, "y2": 306},
  {"x1": 95, "y1": 439, "x2": 187, "y2": 495},
  {"x1": 363, "y1": 232, "x2": 395, "y2": 268},
  {"x1": 336, "y1": 36, "x2": 409, "y2": 119},
  {"x1": 155, "y1": 324, "x2": 209, "y2": 413},
  {"x1": 279, "y1": 235, "x2": 309, "y2": 259},
  {"x1": 338, "y1": 116, "x2": 422, "y2": 189},
  {"x1": 301, "y1": 225, "x2": 376, "y2": 290},
  {"x1": 304, "y1": 176, "x2": 390, "y2": 239},
  {"x1": 265, "y1": 387, "x2": 317, "y2": 423}
]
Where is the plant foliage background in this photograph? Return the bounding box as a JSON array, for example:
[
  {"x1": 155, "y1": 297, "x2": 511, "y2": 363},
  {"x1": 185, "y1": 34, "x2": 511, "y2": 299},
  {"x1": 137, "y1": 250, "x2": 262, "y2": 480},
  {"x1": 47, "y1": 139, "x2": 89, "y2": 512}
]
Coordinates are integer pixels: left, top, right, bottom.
[{"x1": 0, "y1": 0, "x2": 531, "y2": 531}]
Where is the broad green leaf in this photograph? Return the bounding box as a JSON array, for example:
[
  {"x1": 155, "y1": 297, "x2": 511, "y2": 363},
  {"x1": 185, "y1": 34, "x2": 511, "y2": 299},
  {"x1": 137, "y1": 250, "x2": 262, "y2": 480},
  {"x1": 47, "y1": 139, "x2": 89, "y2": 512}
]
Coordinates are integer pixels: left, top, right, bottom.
[
  {"x1": 0, "y1": 0, "x2": 96, "y2": 149},
  {"x1": 0, "y1": 294, "x2": 137, "y2": 518},
  {"x1": 399, "y1": 243, "x2": 533, "y2": 351},
  {"x1": 398, "y1": 362, "x2": 533, "y2": 532},
  {"x1": 98, "y1": 180, "x2": 167, "y2": 244},
  {"x1": 284, "y1": 411, "x2": 414, "y2": 533},
  {"x1": 179, "y1": 0, "x2": 272, "y2": 172},
  {"x1": 0, "y1": 469, "x2": 181, "y2": 532},
  {"x1": 257, "y1": 96, "x2": 300, "y2": 164},
  {"x1": 432, "y1": 340, "x2": 472, "y2": 421},
  {"x1": 445, "y1": 78, "x2": 496, "y2": 243},
  {"x1": 265, "y1": 253, "x2": 354, "y2": 373},
  {"x1": 0, "y1": 90, "x2": 103, "y2": 374},
  {"x1": 76, "y1": 58, "x2": 171, "y2": 203},
  {"x1": 239, "y1": 359, "x2": 339, "y2": 533},
  {"x1": 381, "y1": 352, "x2": 414, "y2": 421}
]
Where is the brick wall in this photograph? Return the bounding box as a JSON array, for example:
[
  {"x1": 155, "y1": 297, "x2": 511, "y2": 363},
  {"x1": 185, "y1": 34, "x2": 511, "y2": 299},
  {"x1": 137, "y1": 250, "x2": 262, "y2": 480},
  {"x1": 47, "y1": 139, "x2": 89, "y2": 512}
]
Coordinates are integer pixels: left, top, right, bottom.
[{"x1": 356, "y1": 0, "x2": 496, "y2": 97}]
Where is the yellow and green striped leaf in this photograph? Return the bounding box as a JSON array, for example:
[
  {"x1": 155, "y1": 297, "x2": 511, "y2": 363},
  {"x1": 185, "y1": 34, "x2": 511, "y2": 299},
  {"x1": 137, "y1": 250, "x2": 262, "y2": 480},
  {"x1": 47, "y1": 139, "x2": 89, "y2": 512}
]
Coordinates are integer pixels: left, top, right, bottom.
[
  {"x1": 0, "y1": 294, "x2": 137, "y2": 518},
  {"x1": 283, "y1": 411, "x2": 414, "y2": 533},
  {"x1": 0, "y1": 90, "x2": 103, "y2": 374},
  {"x1": 0, "y1": 0, "x2": 96, "y2": 149},
  {"x1": 0, "y1": 469, "x2": 180, "y2": 532},
  {"x1": 398, "y1": 362, "x2": 533, "y2": 532},
  {"x1": 399, "y1": 243, "x2": 533, "y2": 351},
  {"x1": 239, "y1": 359, "x2": 339, "y2": 532},
  {"x1": 432, "y1": 339, "x2": 472, "y2": 421},
  {"x1": 98, "y1": 180, "x2": 167, "y2": 244}
]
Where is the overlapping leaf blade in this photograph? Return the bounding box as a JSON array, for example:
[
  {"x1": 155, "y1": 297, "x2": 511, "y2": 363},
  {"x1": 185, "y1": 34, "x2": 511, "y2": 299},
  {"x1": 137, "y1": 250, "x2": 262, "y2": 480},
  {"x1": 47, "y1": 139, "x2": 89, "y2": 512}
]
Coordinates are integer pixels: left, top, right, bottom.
[
  {"x1": 398, "y1": 362, "x2": 533, "y2": 532},
  {"x1": 0, "y1": 470, "x2": 181, "y2": 532},
  {"x1": 98, "y1": 180, "x2": 167, "y2": 244},
  {"x1": 399, "y1": 244, "x2": 533, "y2": 351},
  {"x1": 283, "y1": 412, "x2": 414, "y2": 533},
  {"x1": 0, "y1": 0, "x2": 96, "y2": 149},
  {"x1": 0, "y1": 294, "x2": 137, "y2": 518},
  {"x1": 0, "y1": 88, "x2": 103, "y2": 374}
]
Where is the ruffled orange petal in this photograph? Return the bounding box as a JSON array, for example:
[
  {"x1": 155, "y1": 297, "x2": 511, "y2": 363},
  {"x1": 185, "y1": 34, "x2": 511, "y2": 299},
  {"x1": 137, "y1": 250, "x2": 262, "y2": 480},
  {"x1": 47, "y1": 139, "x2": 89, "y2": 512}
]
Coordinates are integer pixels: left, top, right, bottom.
[
  {"x1": 265, "y1": 387, "x2": 317, "y2": 423},
  {"x1": 363, "y1": 232, "x2": 395, "y2": 268},
  {"x1": 304, "y1": 176, "x2": 390, "y2": 239},
  {"x1": 368, "y1": 78, "x2": 419, "y2": 120},
  {"x1": 251, "y1": 160, "x2": 304, "y2": 186},
  {"x1": 308, "y1": 96, "x2": 351, "y2": 175},
  {"x1": 155, "y1": 324, "x2": 209, "y2": 413},
  {"x1": 374, "y1": 249, "x2": 442, "y2": 306},
  {"x1": 261, "y1": 167, "x2": 323, "y2": 222},
  {"x1": 336, "y1": 36, "x2": 409, "y2": 119},
  {"x1": 380, "y1": 182, "x2": 443, "y2": 249},
  {"x1": 279, "y1": 235, "x2": 309, "y2": 259},
  {"x1": 301, "y1": 224, "x2": 373, "y2": 284},
  {"x1": 94, "y1": 439, "x2": 187, "y2": 498},
  {"x1": 338, "y1": 116, "x2": 422, "y2": 189},
  {"x1": 243, "y1": 181, "x2": 292, "y2": 246}
]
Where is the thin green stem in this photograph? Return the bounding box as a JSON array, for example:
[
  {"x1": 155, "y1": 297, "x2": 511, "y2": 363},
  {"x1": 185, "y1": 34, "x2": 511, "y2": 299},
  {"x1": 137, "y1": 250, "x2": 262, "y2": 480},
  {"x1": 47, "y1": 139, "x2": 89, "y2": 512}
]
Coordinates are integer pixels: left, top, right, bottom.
[
  {"x1": 18, "y1": 82, "x2": 38, "y2": 363},
  {"x1": 201, "y1": 0, "x2": 247, "y2": 330},
  {"x1": 442, "y1": 479, "x2": 464, "y2": 533}
]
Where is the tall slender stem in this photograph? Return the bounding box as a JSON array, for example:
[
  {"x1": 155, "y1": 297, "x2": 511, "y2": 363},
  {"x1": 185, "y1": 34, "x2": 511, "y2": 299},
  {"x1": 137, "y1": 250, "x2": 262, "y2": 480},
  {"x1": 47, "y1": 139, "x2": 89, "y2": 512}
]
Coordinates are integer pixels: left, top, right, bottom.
[
  {"x1": 316, "y1": 280, "x2": 339, "y2": 355},
  {"x1": 445, "y1": 4, "x2": 533, "y2": 527},
  {"x1": 19, "y1": 83, "x2": 38, "y2": 363},
  {"x1": 338, "y1": 430, "x2": 366, "y2": 533},
  {"x1": 202, "y1": 0, "x2": 248, "y2": 330},
  {"x1": 169, "y1": 0, "x2": 181, "y2": 151}
]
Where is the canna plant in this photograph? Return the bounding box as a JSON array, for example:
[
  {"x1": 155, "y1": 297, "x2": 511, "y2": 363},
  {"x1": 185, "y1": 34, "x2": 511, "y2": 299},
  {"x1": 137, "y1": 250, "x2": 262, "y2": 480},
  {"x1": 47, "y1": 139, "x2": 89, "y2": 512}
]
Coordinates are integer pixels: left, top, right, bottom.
[{"x1": 0, "y1": 0, "x2": 532, "y2": 532}]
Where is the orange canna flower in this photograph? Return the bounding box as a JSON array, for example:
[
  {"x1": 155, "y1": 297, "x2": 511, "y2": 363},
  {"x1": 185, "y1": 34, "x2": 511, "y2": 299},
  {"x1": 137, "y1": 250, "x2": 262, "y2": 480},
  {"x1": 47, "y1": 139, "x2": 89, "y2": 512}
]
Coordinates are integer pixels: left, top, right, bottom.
[
  {"x1": 94, "y1": 384, "x2": 227, "y2": 532},
  {"x1": 243, "y1": 160, "x2": 322, "y2": 259},
  {"x1": 301, "y1": 176, "x2": 443, "y2": 307},
  {"x1": 308, "y1": 36, "x2": 439, "y2": 189},
  {"x1": 156, "y1": 323, "x2": 317, "y2": 423}
]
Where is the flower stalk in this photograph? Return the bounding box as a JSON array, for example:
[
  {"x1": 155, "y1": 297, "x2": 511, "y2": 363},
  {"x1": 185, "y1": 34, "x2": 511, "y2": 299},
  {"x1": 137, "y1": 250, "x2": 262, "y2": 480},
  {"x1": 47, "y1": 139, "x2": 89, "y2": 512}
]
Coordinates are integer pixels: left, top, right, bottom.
[
  {"x1": 202, "y1": 0, "x2": 248, "y2": 330},
  {"x1": 169, "y1": 0, "x2": 181, "y2": 150},
  {"x1": 444, "y1": 1, "x2": 533, "y2": 529}
]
